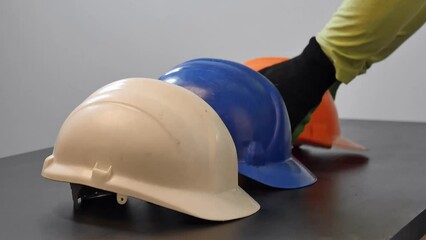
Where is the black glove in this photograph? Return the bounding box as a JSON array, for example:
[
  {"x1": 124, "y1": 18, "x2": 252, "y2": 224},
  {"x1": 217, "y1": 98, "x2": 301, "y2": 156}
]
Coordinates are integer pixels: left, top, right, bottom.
[{"x1": 259, "y1": 37, "x2": 338, "y2": 132}]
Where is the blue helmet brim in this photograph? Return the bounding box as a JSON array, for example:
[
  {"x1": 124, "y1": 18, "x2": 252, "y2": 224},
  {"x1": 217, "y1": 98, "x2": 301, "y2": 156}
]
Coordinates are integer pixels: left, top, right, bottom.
[{"x1": 238, "y1": 157, "x2": 317, "y2": 189}]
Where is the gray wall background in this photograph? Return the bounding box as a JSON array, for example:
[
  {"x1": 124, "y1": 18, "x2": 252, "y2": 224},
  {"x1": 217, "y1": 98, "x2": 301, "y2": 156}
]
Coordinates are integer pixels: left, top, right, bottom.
[{"x1": 1, "y1": 0, "x2": 425, "y2": 158}]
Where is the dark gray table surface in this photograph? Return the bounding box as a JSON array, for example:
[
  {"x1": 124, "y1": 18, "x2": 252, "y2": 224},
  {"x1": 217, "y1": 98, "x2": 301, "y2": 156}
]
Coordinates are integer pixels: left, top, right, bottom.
[{"x1": 1, "y1": 120, "x2": 425, "y2": 240}]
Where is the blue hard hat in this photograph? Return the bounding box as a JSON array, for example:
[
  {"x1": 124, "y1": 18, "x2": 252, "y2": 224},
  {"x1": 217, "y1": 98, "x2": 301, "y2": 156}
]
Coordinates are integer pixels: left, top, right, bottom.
[{"x1": 159, "y1": 58, "x2": 316, "y2": 189}]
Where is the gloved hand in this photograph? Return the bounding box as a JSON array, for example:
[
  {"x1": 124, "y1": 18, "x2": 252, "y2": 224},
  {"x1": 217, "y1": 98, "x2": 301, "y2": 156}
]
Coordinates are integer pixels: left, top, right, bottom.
[
  {"x1": 291, "y1": 81, "x2": 341, "y2": 142},
  {"x1": 258, "y1": 37, "x2": 338, "y2": 135}
]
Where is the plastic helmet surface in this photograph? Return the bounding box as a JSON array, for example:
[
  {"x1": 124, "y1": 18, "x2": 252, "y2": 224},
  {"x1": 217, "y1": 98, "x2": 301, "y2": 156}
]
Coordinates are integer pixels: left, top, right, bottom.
[
  {"x1": 41, "y1": 78, "x2": 260, "y2": 221},
  {"x1": 159, "y1": 58, "x2": 316, "y2": 189},
  {"x1": 244, "y1": 57, "x2": 366, "y2": 150}
]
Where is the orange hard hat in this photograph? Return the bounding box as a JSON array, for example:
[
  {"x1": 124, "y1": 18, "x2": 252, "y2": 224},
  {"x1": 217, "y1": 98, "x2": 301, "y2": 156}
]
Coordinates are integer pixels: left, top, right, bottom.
[{"x1": 244, "y1": 57, "x2": 366, "y2": 150}]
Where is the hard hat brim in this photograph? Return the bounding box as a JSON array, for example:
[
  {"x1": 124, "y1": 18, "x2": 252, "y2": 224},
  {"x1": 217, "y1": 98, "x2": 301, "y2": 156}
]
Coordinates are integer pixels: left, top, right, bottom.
[
  {"x1": 295, "y1": 135, "x2": 367, "y2": 151},
  {"x1": 332, "y1": 136, "x2": 367, "y2": 151},
  {"x1": 42, "y1": 155, "x2": 260, "y2": 221},
  {"x1": 237, "y1": 157, "x2": 317, "y2": 189}
]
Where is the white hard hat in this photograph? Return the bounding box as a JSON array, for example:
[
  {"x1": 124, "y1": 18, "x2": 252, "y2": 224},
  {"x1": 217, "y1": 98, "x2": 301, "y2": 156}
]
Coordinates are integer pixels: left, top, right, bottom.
[{"x1": 41, "y1": 78, "x2": 260, "y2": 221}]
